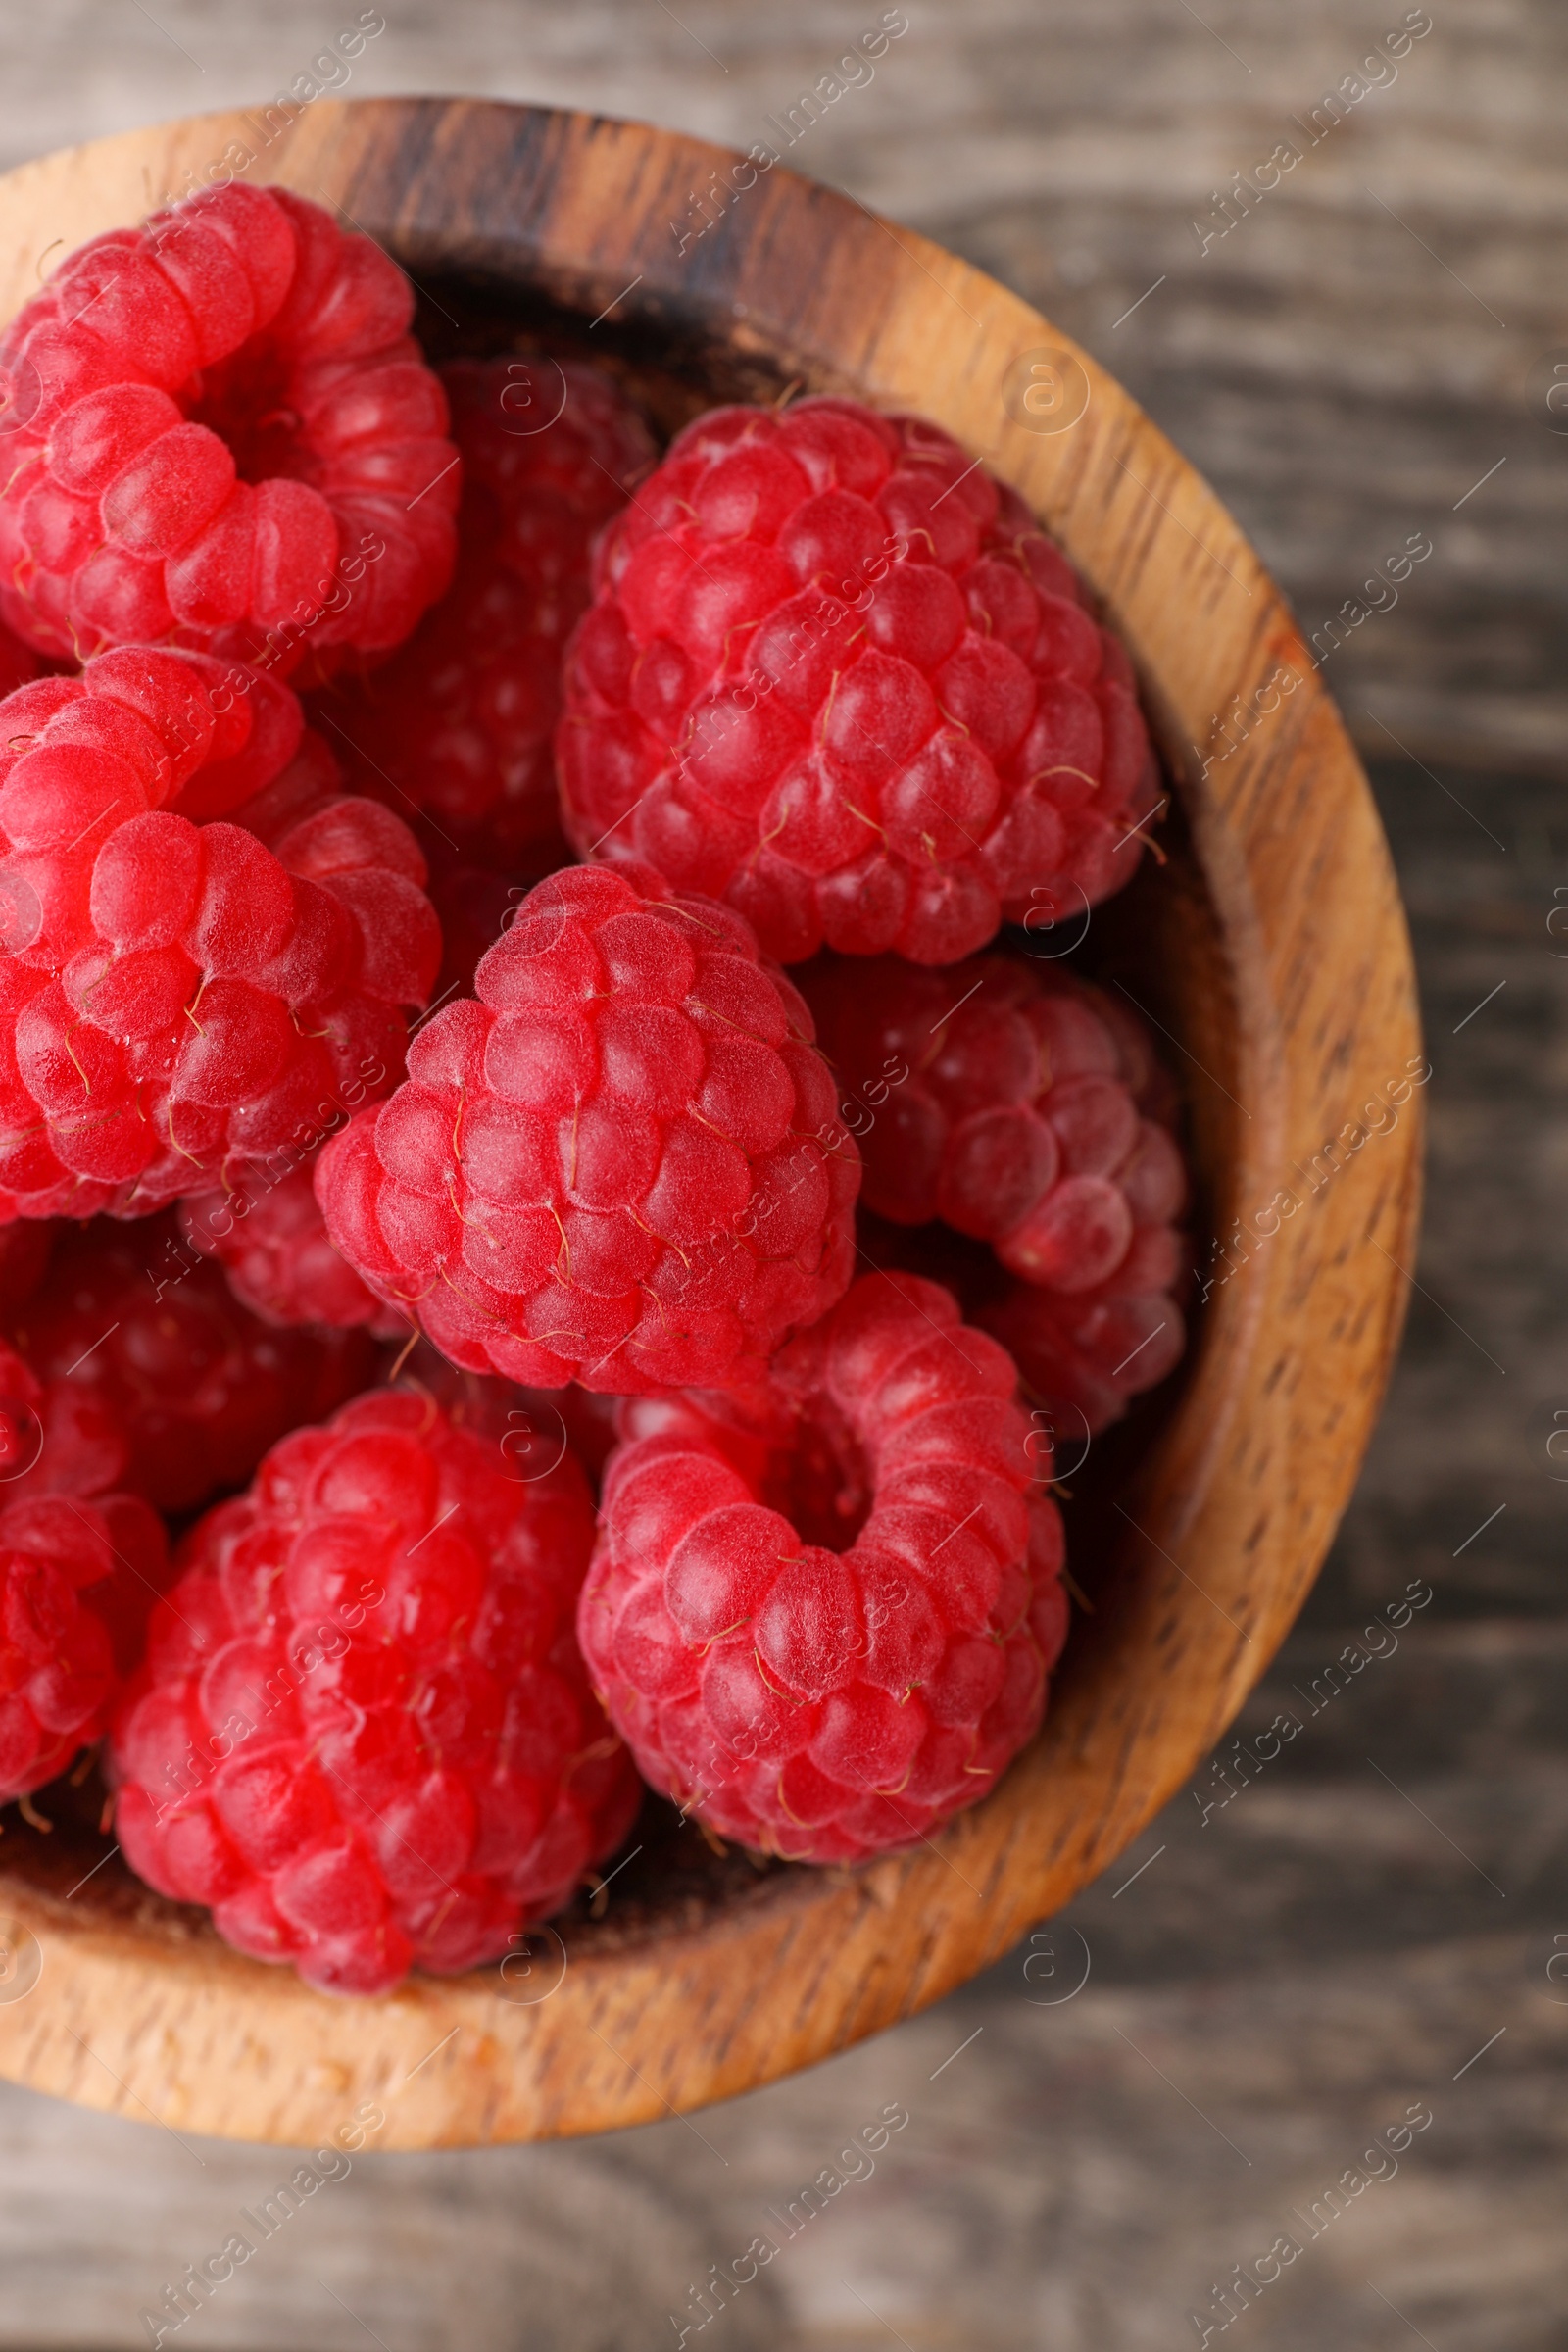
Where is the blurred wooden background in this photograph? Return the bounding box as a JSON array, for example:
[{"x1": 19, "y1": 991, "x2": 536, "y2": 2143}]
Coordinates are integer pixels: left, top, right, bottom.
[{"x1": 0, "y1": 4, "x2": 1564, "y2": 2348}]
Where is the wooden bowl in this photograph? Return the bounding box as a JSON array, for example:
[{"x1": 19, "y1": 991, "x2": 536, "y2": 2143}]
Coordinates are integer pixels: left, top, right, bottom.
[{"x1": 0, "y1": 99, "x2": 1420, "y2": 2148}]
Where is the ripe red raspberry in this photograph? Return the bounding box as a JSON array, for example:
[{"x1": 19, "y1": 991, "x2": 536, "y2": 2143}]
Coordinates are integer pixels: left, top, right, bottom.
[
  {"x1": 10, "y1": 1210, "x2": 380, "y2": 1511},
  {"x1": 110, "y1": 1386, "x2": 641, "y2": 1996},
  {"x1": 800, "y1": 950, "x2": 1189, "y2": 1433},
  {"x1": 579, "y1": 1272, "x2": 1066, "y2": 1862},
  {"x1": 316, "y1": 861, "x2": 860, "y2": 1396},
  {"x1": 557, "y1": 394, "x2": 1159, "y2": 966},
  {"x1": 0, "y1": 1336, "x2": 171, "y2": 1802},
  {"x1": 0, "y1": 185, "x2": 458, "y2": 671},
  {"x1": 0, "y1": 677, "x2": 439, "y2": 1220},
  {"x1": 313, "y1": 355, "x2": 656, "y2": 865},
  {"x1": 179, "y1": 1163, "x2": 406, "y2": 1337}
]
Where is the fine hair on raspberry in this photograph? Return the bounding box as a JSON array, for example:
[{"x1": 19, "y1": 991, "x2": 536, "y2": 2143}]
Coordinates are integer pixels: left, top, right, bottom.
[
  {"x1": 110, "y1": 1385, "x2": 641, "y2": 1997},
  {"x1": 315, "y1": 860, "x2": 861, "y2": 1396},
  {"x1": 0, "y1": 185, "x2": 459, "y2": 671},
  {"x1": 578, "y1": 1271, "x2": 1068, "y2": 1863},
  {"x1": 558, "y1": 393, "x2": 1161, "y2": 966}
]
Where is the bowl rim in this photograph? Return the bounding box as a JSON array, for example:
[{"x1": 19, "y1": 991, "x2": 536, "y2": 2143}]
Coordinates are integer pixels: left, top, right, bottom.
[{"x1": 0, "y1": 94, "x2": 1421, "y2": 2149}]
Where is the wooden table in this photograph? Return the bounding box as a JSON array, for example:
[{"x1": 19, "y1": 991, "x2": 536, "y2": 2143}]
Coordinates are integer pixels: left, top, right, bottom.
[{"x1": 0, "y1": 4, "x2": 1560, "y2": 2346}]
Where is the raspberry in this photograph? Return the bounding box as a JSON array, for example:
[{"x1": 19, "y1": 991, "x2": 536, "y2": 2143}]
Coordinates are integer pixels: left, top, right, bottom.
[
  {"x1": 110, "y1": 1385, "x2": 641, "y2": 1996},
  {"x1": 558, "y1": 394, "x2": 1159, "y2": 966},
  {"x1": 800, "y1": 950, "x2": 1189, "y2": 1432},
  {"x1": 0, "y1": 681, "x2": 439, "y2": 1221},
  {"x1": 10, "y1": 1210, "x2": 379, "y2": 1511},
  {"x1": 578, "y1": 1271, "x2": 1067, "y2": 1862},
  {"x1": 179, "y1": 1163, "x2": 406, "y2": 1337},
  {"x1": 0, "y1": 1335, "x2": 171, "y2": 1802},
  {"x1": 316, "y1": 861, "x2": 860, "y2": 1396},
  {"x1": 313, "y1": 355, "x2": 655, "y2": 864},
  {"x1": 0, "y1": 185, "x2": 458, "y2": 672}
]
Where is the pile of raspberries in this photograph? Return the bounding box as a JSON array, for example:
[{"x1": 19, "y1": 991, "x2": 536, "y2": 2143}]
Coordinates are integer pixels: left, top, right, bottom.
[{"x1": 0, "y1": 187, "x2": 1190, "y2": 1998}]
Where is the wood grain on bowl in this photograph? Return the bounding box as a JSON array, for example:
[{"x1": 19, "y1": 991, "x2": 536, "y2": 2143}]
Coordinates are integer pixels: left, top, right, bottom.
[{"x1": 0, "y1": 99, "x2": 1420, "y2": 2148}]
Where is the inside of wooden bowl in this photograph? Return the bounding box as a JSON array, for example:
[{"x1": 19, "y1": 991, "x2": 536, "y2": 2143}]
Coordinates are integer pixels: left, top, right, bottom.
[{"x1": 0, "y1": 262, "x2": 1238, "y2": 1974}]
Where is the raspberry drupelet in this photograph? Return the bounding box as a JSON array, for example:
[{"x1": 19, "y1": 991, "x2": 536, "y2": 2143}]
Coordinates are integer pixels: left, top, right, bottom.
[
  {"x1": 0, "y1": 637, "x2": 304, "y2": 831},
  {"x1": 315, "y1": 861, "x2": 860, "y2": 1396},
  {"x1": 0, "y1": 670, "x2": 440, "y2": 1222},
  {"x1": 110, "y1": 1386, "x2": 641, "y2": 1996},
  {"x1": 10, "y1": 1210, "x2": 379, "y2": 1512},
  {"x1": 557, "y1": 394, "x2": 1160, "y2": 967},
  {"x1": 313, "y1": 355, "x2": 657, "y2": 866},
  {"x1": 0, "y1": 1336, "x2": 171, "y2": 1803},
  {"x1": 0, "y1": 184, "x2": 459, "y2": 671},
  {"x1": 578, "y1": 1272, "x2": 1067, "y2": 1862},
  {"x1": 801, "y1": 950, "x2": 1189, "y2": 1433}
]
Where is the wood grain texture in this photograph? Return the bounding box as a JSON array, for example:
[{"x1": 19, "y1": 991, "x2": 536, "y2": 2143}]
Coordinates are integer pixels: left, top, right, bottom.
[{"x1": 0, "y1": 98, "x2": 1421, "y2": 2148}]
